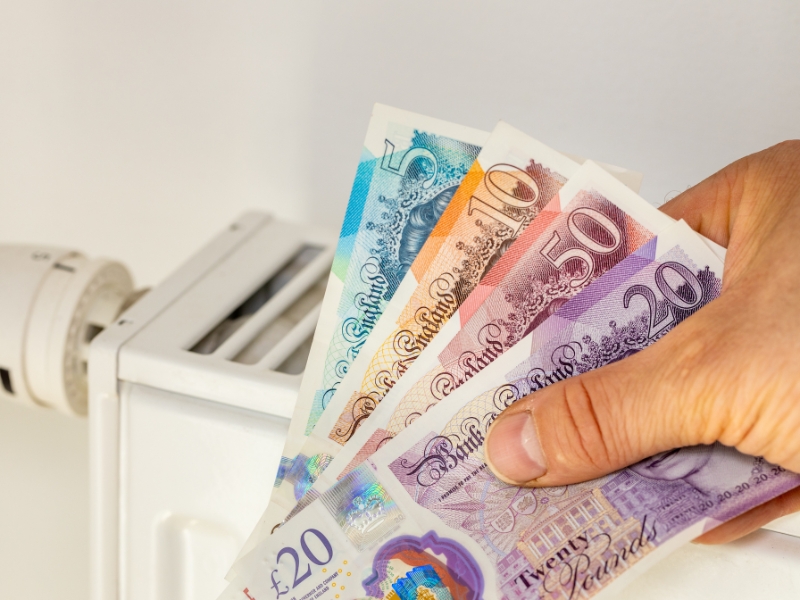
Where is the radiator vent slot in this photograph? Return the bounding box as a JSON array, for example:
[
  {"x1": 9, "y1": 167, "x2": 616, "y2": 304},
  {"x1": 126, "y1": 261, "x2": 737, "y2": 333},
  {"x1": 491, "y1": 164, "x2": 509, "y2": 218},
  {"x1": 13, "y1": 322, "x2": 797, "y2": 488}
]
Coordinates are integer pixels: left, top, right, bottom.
[
  {"x1": 188, "y1": 243, "x2": 330, "y2": 374},
  {"x1": 231, "y1": 277, "x2": 325, "y2": 370}
]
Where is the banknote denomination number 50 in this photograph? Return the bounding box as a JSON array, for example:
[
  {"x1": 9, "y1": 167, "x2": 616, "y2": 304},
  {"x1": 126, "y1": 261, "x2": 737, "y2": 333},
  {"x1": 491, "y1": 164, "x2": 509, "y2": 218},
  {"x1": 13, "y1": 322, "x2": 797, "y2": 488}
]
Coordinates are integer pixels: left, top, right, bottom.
[
  {"x1": 540, "y1": 207, "x2": 623, "y2": 287},
  {"x1": 268, "y1": 529, "x2": 333, "y2": 598}
]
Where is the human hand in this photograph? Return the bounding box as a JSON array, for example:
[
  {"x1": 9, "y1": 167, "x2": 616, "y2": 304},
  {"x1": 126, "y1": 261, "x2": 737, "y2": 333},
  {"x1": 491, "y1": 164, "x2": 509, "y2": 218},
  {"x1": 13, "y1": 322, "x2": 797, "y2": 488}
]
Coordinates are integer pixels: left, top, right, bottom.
[{"x1": 484, "y1": 140, "x2": 800, "y2": 544}]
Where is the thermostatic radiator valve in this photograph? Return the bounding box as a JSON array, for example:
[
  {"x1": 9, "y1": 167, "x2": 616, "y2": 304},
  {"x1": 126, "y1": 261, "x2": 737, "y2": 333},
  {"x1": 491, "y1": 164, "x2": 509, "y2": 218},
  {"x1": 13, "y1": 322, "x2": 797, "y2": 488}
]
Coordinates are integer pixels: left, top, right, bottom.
[{"x1": 0, "y1": 245, "x2": 134, "y2": 415}]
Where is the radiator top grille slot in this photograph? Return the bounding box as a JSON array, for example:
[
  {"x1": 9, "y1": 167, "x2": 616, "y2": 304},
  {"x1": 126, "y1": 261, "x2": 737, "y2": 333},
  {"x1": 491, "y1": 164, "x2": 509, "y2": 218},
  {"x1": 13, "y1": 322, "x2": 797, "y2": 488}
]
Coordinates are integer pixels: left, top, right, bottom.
[{"x1": 189, "y1": 245, "x2": 324, "y2": 357}]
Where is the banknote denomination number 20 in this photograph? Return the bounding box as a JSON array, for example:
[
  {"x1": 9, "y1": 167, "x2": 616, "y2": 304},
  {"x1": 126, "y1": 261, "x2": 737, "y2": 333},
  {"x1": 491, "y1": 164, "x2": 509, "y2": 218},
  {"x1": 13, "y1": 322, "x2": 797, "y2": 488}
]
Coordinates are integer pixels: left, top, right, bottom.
[
  {"x1": 623, "y1": 262, "x2": 704, "y2": 339},
  {"x1": 270, "y1": 529, "x2": 333, "y2": 598},
  {"x1": 540, "y1": 207, "x2": 623, "y2": 287}
]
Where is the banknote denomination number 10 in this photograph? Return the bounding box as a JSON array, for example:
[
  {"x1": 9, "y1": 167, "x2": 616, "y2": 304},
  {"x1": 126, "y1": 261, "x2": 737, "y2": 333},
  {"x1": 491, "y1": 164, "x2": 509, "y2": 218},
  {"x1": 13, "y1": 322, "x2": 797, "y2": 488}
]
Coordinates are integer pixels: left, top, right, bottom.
[
  {"x1": 540, "y1": 207, "x2": 622, "y2": 287},
  {"x1": 467, "y1": 164, "x2": 541, "y2": 235},
  {"x1": 269, "y1": 529, "x2": 333, "y2": 598}
]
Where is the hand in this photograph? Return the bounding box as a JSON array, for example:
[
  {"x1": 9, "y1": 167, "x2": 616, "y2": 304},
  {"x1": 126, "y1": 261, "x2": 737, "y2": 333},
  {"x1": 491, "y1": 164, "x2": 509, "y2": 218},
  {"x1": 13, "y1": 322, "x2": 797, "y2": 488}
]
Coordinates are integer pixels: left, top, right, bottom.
[{"x1": 484, "y1": 140, "x2": 800, "y2": 544}]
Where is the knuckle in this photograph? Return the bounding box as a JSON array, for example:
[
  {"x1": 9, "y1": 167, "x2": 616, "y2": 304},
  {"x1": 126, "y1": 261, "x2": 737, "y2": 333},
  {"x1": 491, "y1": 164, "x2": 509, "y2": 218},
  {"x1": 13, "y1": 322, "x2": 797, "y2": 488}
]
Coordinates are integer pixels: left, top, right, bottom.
[
  {"x1": 664, "y1": 337, "x2": 716, "y2": 431},
  {"x1": 754, "y1": 139, "x2": 800, "y2": 167},
  {"x1": 773, "y1": 139, "x2": 800, "y2": 157},
  {"x1": 556, "y1": 375, "x2": 628, "y2": 473},
  {"x1": 736, "y1": 376, "x2": 800, "y2": 473},
  {"x1": 750, "y1": 140, "x2": 800, "y2": 185},
  {"x1": 655, "y1": 306, "x2": 740, "y2": 446},
  {"x1": 665, "y1": 337, "x2": 728, "y2": 446}
]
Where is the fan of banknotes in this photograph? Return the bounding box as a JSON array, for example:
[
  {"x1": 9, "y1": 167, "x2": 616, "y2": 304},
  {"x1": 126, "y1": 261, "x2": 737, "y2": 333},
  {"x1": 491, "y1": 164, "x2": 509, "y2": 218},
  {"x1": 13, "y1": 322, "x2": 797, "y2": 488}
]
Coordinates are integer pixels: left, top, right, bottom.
[{"x1": 220, "y1": 105, "x2": 799, "y2": 600}]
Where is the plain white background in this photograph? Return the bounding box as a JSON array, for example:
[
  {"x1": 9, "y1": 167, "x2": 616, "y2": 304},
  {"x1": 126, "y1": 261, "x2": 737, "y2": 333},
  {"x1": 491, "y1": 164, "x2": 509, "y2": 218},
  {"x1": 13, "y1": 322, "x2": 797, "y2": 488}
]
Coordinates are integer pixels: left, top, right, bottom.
[{"x1": 1, "y1": 1, "x2": 799, "y2": 598}]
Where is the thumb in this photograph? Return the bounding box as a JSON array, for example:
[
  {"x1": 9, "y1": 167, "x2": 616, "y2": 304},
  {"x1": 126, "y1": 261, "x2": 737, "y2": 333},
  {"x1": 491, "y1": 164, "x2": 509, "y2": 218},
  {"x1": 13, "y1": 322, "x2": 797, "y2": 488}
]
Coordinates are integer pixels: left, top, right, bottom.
[{"x1": 484, "y1": 300, "x2": 733, "y2": 487}]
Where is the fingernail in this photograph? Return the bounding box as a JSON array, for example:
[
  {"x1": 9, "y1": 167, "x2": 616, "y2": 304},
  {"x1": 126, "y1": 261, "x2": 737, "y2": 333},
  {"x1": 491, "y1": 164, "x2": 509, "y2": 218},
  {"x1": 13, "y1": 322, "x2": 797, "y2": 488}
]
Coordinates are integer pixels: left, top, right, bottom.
[{"x1": 485, "y1": 411, "x2": 546, "y2": 484}]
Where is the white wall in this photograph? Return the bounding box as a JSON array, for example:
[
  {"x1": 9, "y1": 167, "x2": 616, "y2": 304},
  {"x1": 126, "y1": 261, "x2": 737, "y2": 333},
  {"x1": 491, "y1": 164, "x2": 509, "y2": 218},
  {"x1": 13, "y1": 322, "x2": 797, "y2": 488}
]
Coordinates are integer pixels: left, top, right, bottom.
[{"x1": 0, "y1": 2, "x2": 798, "y2": 598}]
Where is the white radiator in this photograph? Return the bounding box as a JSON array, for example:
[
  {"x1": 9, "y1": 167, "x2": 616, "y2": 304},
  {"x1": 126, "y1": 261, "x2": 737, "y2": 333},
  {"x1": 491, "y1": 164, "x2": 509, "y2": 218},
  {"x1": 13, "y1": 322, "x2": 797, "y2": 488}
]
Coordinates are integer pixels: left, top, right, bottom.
[{"x1": 88, "y1": 212, "x2": 335, "y2": 600}]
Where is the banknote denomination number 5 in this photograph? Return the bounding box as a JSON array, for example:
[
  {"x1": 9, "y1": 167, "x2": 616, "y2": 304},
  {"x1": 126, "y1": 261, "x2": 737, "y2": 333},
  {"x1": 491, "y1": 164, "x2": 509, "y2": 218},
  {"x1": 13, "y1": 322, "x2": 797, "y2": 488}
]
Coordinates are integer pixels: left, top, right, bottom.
[
  {"x1": 623, "y1": 262, "x2": 703, "y2": 339},
  {"x1": 381, "y1": 140, "x2": 438, "y2": 188},
  {"x1": 271, "y1": 529, "x2": 333, "y2": 598},
  {"x1": 540, "y1": 207, "x2": 622, "y2": 287}
]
